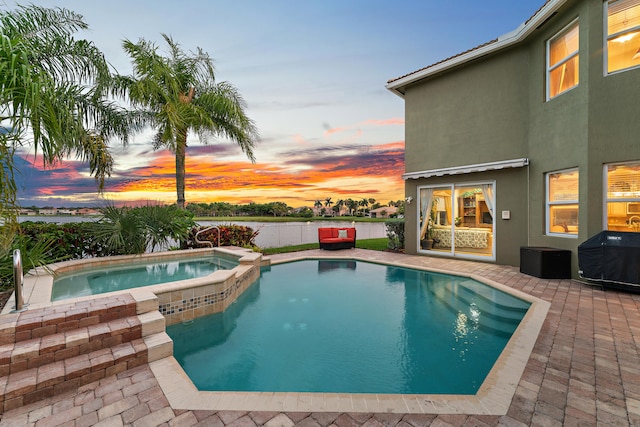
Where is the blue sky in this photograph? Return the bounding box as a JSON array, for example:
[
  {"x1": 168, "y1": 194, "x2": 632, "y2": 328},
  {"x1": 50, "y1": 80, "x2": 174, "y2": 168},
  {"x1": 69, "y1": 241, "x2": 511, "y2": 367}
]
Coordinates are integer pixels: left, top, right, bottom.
[{"x1": 9, "y1": 0, "x2": 545, "y2": 208}]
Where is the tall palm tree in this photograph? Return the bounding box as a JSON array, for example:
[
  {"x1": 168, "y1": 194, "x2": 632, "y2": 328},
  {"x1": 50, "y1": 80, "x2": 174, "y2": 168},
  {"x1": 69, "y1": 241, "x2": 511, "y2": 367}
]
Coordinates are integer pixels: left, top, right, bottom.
[
  {"x1": 0, "y1": 5, "x2": 134, "y2": 249},
  {"x1": 324, "y1": 197, "x2": 333, "y2": 216},
  {"x1": 359, "y1": 198, "x2": 370, "y2": 215},
  {"x1": 115, "y1": 34, "x2": 259, "y2": 209}
]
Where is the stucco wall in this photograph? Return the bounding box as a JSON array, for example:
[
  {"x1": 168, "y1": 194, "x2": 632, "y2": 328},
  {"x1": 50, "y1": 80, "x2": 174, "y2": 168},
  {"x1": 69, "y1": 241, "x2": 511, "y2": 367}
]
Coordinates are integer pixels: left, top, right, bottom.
[
  {"x1": 401, "y1": 35, "x2": 533, "y2": 264},
  {"x1": 404, "y1": 48, "x2": 530, "y2": 174},
  {"x1": 399, "y1": 0, "x2": 640, "y2": 276},
  {"x1": 404, "y1": 168, "x2": 528, "y2": 266},
  {"x1": 586, "y1": 0, "x2": 640, "y2": 237},
  {"x1": 524, "y1": 0, "x2": 587, "y2": 265}
]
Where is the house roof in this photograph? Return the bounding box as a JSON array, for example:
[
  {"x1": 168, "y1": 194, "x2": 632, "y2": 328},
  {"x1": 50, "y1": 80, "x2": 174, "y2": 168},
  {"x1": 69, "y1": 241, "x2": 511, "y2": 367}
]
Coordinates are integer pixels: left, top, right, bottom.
[
  {"x1": 386, "y1": 0, "x2": 566, "y2": 97},
  {"x1": 370, "y1": 206, "x2": 398, "y2": 213}
]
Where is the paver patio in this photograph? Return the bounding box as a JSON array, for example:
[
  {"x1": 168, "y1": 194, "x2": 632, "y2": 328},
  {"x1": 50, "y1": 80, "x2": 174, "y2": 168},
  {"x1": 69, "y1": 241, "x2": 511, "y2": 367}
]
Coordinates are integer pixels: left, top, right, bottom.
[{"x1": 0, "y1": 248, "x2": 638, "y2": 426}]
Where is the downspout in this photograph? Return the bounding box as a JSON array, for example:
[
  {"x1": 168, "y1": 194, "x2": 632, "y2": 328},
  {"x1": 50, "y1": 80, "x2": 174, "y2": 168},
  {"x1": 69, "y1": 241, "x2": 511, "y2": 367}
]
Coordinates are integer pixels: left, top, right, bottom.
[{"x1": 527, "y1": 161, "x2": 531, "y2": 247}]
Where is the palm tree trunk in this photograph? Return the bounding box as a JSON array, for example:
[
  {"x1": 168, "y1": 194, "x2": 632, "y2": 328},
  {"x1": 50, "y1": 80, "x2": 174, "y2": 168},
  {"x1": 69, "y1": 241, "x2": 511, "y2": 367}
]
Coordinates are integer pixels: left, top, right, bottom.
[
  {"x1": 174, "y1": 88, "x2": 194, "y2": 210},
  {"x1": 175, "y1": 131, "x2": 187, "y2": 209}
]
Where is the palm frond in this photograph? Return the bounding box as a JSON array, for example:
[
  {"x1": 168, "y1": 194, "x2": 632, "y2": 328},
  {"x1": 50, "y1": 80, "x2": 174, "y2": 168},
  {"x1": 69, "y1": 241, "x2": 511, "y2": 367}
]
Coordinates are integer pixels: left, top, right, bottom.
[
  {"x1": 0, "y1": 5, "x2": 129, "y2": 205},
  {"x1": 120, "y1": 34, "x2": 259, "y2": 207}
]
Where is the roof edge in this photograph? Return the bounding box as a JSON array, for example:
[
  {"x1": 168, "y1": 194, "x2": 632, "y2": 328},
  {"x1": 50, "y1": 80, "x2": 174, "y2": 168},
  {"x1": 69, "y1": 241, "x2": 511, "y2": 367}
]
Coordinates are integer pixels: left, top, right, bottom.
[
  {"x1": 402, "y1": 158, "x2": 530, "y2": 180},
  {"x1": 386, "y1": 0, "x2": 566, "y2": 98}
]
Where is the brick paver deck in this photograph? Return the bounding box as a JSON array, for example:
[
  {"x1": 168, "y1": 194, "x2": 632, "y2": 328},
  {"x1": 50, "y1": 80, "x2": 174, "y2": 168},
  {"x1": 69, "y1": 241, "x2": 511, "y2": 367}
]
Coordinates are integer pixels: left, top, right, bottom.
[{"x1": 1, "y1": 249, "x2": 639, "y2": 426}]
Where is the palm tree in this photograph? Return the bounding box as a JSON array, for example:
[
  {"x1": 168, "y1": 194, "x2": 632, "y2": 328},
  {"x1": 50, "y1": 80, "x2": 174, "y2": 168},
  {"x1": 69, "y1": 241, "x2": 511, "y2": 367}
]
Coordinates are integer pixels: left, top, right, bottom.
[
  {"x1": 359, "y1": 198, "x2": 370, "y2": 215},
  {"x1": 0, "y1": 5, "x2": 134, "y2": 250},
  {"x1": 346, "y1": 198, "x2": 358, "y2": 216},
  {"x1": 314, "y1": 199, "x2": 323, "y2": 216},
  {"x1": 115, "y1": 34, "x2": 259, "y2": 209},
  {"x1": 324, "y1": 197, "x2": 333, "y2": 216},
  {"x1": 335, "y1": 199, "x2": 345, "y2": 216}
]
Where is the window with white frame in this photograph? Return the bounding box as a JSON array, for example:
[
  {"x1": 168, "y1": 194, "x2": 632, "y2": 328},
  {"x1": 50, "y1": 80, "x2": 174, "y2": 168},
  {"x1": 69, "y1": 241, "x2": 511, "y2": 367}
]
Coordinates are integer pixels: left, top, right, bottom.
[
  {"x1": 606, "y1": 0, "x2": 640, "y2": 74},
  {"x1": 547, "y1": 169, "x2": 579, "y2": 236},
  {"x1": 605, "y1": 162, "x2": 640, "y2": 231},
  {"x1": 547, "y1": 20, "x2": 579, "y2": 100}
]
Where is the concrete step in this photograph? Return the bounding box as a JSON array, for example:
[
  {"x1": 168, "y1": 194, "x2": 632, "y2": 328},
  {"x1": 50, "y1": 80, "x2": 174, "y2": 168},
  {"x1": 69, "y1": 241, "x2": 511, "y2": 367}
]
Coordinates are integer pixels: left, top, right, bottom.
[
  {"x1": 0, "y1": 290, "x2": 166, "y2": 414},
  {"x1": 0, "y1": 297, "x2": 164, "y2": 378},
  {"x1": 0, "y1": 338, "x2": 149, "y2": 413},
  {"x1": 0, "y1": 294, "x2": 138, "y2": 345},
  {"x1": 144, "y1": 332, "x2": 173, "y2": 363},
  {"x1": 0, "y1": 314, "x2": 143, "y2": 377}
]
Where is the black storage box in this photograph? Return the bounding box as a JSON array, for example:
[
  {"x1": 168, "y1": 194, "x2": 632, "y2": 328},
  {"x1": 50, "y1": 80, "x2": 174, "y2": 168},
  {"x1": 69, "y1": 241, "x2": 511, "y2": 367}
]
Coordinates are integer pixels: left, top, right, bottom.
[
  {"x1": 520, "y1": 246, "x2": 571, "y2": 279},
  {"x1": 578, "y1": 231, "x2": 640, "y2": 287}
]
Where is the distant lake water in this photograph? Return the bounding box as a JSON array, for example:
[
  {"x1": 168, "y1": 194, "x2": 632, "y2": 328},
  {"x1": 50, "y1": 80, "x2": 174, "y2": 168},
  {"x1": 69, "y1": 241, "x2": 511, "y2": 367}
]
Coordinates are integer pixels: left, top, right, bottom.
[{"x1": 18, "y1": 216, "x2": 387, "y2": 248}]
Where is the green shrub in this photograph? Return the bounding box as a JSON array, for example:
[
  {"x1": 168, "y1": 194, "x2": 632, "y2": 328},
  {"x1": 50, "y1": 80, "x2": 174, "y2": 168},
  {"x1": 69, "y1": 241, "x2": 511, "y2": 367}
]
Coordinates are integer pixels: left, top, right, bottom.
[
  {"x1": 385, "y1": 218, "x2": 404, "y2": 251},
  {"x1": 0, "y1": 206, "x2": 196, "y2": 289},
  {"x1": 89, "y1": 205, "x2": 196, "y2": 255},
  {"x1": 182, "y1": 224, "x2": 259, "y2": 249},
  {"x1": 0, "y1": 234, "x2": 58, "y2": 290},
  {"x1": 13, "y1": 221, "x2": 109, "y2": 259}
]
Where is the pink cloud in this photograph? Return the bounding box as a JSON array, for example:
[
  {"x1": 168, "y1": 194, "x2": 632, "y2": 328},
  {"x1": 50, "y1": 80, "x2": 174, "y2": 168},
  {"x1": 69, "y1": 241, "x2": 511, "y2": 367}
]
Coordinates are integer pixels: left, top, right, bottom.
[{"x1": 362, "y1": 118, "x2": 405, "y2": 126}]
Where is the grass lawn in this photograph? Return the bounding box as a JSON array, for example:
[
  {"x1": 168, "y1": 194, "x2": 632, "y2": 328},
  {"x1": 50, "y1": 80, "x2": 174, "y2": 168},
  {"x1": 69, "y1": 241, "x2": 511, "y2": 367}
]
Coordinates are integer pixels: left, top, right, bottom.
[{"x1": 261, "y1": 238, "x2": 389, "y2": 255}]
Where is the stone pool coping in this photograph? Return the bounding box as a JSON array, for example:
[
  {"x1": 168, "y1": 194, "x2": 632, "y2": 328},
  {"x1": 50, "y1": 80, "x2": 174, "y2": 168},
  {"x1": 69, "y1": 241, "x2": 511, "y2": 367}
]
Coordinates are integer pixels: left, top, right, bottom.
[{"x1": 149, "y1": 251, "x2": 550, "y2": 415}]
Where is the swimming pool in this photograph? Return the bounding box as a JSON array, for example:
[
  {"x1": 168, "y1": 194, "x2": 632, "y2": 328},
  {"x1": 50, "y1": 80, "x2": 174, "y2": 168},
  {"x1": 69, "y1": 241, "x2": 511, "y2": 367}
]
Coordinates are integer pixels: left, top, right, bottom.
[
  {"x1": 51, "y1": 255, "x2": 238, "y2": 301},
  {"x1": 167, "y1": 259, "x2": 530, "y2": 395}
]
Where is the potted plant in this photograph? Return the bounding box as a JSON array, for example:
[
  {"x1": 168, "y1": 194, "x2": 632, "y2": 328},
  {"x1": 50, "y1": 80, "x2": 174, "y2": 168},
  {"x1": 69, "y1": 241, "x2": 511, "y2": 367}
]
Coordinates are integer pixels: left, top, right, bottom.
[
  {"x1": 420, "y1": 220, "x2": 435, "y2": 249},
  {"x1": 420, "y1": 201, "x2": 440, "y2": 250}
]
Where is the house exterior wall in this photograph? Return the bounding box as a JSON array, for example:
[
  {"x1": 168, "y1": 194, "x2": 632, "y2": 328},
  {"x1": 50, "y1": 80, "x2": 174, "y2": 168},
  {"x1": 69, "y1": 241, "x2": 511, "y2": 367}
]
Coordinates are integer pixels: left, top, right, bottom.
[
  {"x1": 403, "y1": 48, "x2": 532, "y2": 266},
  {"x1": 404, "y1": 48, "x2": 530, "y2": 173},
  {"x1": 524, "y1": 0, "x2": 588, "y2": 267},
  {"x1": 404, "y1": 168, "x2": 528, "y2": 266},
  {"x1": 399, "y1": 0, "x2": 640, "y2": 275}
]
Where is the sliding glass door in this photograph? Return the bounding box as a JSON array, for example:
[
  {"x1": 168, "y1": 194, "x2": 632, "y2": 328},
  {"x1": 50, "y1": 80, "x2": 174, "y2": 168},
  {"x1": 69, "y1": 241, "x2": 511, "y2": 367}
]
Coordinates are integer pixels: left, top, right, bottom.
[{"x1": 418, "y1": 182, "x2": 495, "y2": 260}]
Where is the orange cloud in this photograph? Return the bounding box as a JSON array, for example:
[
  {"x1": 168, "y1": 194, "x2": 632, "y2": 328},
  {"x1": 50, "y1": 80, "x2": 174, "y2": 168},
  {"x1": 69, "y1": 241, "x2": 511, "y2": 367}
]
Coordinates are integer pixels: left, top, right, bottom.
[
  {"x1": 362, "y1": 118, "x2": 405, "y2": 126},
  {"x1": 17, "y1": 137, "x2": 406, "y2": 208},
  {"x1": 323, "y1": 118, "x2": 404, "y2": 138},
  {"x1": 324, "y1": 126, "x2": 349, "y2": 136}
]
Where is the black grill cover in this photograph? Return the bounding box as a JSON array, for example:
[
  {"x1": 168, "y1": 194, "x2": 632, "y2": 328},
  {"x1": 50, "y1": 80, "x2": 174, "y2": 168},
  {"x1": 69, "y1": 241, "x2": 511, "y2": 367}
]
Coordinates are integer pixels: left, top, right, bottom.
[{"x1": 578, "y1": 231, "x2": 640, "y2": 287}]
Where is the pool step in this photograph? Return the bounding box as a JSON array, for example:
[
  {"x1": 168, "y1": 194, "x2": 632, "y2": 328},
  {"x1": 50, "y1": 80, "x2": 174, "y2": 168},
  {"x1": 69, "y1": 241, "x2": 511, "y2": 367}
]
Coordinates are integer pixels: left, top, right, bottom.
[
  {"x1": 430, "y1": 282, "x2": 529, "y2": 337},
  {"x1": 0, "y1": 292, "x2": 171, "y2": 414}
]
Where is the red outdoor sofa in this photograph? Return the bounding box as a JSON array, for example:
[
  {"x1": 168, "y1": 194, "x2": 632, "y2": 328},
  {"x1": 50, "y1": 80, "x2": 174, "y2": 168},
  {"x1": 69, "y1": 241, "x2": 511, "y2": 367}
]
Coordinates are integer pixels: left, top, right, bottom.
[{"x1": 318, "y1": 227, "x2": 356, "y2": 250}]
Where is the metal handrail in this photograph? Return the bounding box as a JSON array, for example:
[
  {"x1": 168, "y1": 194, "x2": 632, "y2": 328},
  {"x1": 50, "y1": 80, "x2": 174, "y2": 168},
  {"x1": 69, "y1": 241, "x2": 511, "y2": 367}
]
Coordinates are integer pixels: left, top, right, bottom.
[
  {"x1": 195, "y1": 225, "x2": 220, "y2": 248},
  {"x1": 12, "y1": 249, "x2": 27, "y2": 312}
]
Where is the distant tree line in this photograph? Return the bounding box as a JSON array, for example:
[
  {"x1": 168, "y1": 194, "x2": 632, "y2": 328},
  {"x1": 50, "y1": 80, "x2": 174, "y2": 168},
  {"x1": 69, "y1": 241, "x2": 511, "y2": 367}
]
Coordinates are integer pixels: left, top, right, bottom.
[
  {"x1": 184, "y1": 201, "x2": 299, "y2": 217},
  {"x1": 184, "y1": 199, "x2": 405, "y2": 218}
]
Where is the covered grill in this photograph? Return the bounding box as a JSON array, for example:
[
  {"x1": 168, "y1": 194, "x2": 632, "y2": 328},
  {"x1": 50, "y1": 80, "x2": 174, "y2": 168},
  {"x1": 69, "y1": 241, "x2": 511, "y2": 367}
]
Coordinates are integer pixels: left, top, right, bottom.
[{"x1": 578, "y1": 231, "x2": 640, "y2": 290}]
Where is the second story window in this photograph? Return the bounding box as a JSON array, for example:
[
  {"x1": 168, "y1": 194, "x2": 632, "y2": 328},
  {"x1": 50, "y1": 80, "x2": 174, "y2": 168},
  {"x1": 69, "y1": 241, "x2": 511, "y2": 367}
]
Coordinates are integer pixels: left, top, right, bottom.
[
  {"x1": 547, "y1": 169, "x2": 579, "y2": 237},
  {"x1": 606, "y1": 0, "x2": 640, "y2": 73},
  {"x1": 547, "y1": 20, "x2": 579, "y2": 100}
]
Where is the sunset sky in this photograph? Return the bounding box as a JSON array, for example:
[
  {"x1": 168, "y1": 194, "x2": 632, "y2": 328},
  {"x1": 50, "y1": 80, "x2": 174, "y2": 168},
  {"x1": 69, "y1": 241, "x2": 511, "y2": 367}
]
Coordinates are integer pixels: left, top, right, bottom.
[{"x1": 10, "y1": 1, "x2": 544, "y2": 208}]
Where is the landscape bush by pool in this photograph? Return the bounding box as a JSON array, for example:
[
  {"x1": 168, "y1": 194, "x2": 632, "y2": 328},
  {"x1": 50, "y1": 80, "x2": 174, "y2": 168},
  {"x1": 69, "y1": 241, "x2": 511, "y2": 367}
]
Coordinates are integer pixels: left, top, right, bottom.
[{"x1": 167, "y1": 259, "x2": 531, "y2": 395}]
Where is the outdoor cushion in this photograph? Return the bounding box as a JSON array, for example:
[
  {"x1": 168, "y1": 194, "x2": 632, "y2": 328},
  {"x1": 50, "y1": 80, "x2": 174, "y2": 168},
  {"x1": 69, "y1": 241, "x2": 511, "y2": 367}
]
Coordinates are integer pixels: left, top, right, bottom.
[{"x1": 318, "y1": 227, "x2": 356, "y2": 250}]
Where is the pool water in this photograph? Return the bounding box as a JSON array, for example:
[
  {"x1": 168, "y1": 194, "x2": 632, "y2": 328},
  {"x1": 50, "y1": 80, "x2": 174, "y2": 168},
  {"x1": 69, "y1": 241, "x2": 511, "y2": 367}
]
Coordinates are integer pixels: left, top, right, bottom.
[
  {"x1": 167, "y1": 259, "x2": 530, "y2": 395},
  {"x1": 51, "y1": 256, "x2": 238, "y2": 301}
]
